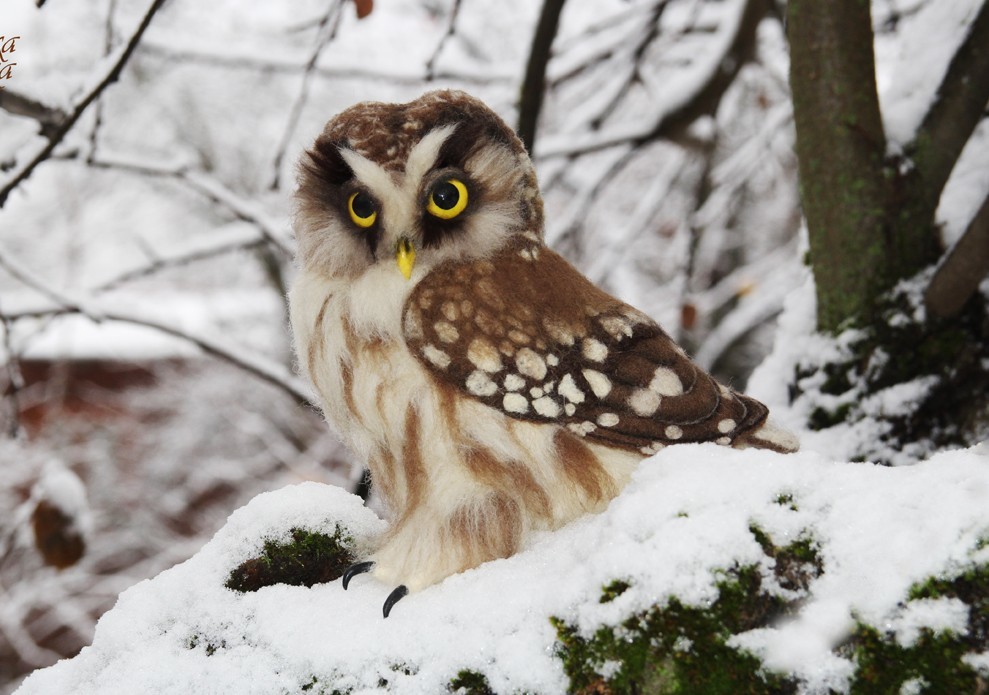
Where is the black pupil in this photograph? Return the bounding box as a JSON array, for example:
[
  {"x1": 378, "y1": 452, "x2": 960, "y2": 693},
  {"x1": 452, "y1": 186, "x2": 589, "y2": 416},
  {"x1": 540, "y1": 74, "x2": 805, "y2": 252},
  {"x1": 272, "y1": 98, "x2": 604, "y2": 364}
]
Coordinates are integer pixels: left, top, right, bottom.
[
  {"x1": 433, "y1": 181, "x2": 460, "y2": 210},
  {"x1": 352, "y1": 192, "x2": 374, "y2": 218}
]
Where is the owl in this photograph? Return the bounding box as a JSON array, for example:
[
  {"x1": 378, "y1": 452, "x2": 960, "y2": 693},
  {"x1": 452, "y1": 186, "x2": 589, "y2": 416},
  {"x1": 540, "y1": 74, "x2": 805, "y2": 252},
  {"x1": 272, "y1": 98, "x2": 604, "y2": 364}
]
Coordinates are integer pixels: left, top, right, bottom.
[{"x1": 289, "y1": 90, "x2": 797, "y2": 617}]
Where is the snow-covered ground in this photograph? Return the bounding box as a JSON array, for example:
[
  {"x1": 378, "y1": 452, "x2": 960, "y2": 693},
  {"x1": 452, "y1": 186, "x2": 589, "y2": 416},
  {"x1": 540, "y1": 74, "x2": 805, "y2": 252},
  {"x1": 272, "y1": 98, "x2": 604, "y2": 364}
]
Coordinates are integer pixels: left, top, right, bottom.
[{"x1": 14, "y1": 441, "x2": 989, "y2": 694}]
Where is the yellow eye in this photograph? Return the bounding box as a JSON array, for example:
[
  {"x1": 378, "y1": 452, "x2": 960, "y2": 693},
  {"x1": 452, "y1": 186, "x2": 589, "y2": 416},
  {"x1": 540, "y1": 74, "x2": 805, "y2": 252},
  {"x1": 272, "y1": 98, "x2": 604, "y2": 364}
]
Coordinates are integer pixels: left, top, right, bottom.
[
  {"x1": 348, "y1": 191, "x2": 377, "y2": 228},
  {"x1": 426, "y1": 178, "x2": 468, "y2": 219}
]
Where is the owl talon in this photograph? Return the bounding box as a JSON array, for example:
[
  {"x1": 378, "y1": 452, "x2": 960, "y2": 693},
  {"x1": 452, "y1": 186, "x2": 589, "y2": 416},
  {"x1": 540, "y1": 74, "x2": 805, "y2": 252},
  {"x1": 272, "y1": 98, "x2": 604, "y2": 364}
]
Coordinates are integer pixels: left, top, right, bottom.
[
  {"x1": 341, "y1": 561, "x2": 374, "y2": 590},
  {"x1": 383, "y1": 585, "x2": 408, "y2": 618}
]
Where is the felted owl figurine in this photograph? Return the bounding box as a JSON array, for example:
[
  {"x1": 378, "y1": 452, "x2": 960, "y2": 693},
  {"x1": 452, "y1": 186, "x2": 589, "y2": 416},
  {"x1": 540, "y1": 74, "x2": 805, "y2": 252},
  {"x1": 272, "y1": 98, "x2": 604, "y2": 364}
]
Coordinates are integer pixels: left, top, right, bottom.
[{"x1": 289, "y1": 89, "x2": 797, "y2": 617}]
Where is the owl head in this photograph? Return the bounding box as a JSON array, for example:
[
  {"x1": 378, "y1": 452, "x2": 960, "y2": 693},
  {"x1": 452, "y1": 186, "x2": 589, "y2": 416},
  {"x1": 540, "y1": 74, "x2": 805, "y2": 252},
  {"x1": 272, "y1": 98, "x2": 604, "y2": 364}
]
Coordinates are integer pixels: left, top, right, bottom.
[{"x1": 294, "y1": 90, "x2": 544, "y2": 281}]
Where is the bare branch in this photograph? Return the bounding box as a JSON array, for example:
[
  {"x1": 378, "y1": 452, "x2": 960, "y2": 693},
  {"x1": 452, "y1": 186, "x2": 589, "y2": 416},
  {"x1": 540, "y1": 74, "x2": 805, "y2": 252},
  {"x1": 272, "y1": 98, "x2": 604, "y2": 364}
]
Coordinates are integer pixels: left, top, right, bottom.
[
  {"x1": 425, "y1": 0, "x2": 464, "y2": 81},
  {"x1": 0, "y1": 90, "x2": 67, "y2": 138},
  {"x1": 81, "y1": 155, "x2": 293, "y2": 256},
  {"x1": 925, "y1": 191, "x2": 989, "y2": 318},
  {"x1": 0, "y1": 246, "x2": 103, "y2": 321},
  {"x1": 0, "y1": 0, "x2": 168, "y2": 208},
  {"x1": 910, "y1": 1, "x2": 989, "y2": 211},
  {"x1": 536, "y1": 0, "x2": 767, "y2": 158},
  {"x1": 136, "y1": 40, "x2": 514, "y2": 85},
  {"x1": 517, "y1": 0, "x2": 566, "y2": 153},
  {"x1": 269, "y1": 0, "x2": 344, "y2": 191}
]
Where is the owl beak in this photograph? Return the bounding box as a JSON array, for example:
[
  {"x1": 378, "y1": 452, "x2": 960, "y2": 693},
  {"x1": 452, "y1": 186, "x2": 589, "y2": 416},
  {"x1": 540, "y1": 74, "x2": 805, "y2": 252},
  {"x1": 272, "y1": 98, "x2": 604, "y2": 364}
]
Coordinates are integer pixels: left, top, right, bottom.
[{"x1": 396, "y1": 237, "x2": 416, "y2": 279}]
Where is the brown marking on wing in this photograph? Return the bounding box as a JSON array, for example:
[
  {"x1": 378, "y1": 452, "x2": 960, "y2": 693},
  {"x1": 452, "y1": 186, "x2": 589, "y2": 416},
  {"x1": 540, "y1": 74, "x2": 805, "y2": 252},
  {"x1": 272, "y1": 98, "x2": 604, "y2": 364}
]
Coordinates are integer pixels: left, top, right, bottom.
[{"x1": 404, "y1": 236, "x2": 780, "y2": 453}]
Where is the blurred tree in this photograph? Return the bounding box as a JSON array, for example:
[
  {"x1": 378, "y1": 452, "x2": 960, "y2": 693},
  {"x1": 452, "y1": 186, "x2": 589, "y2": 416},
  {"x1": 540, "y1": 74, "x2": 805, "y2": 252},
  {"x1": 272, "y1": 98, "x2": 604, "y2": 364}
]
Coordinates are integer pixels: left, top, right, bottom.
[{"x1": 787, "y1": 0, "x2": 989, "y2": 459}]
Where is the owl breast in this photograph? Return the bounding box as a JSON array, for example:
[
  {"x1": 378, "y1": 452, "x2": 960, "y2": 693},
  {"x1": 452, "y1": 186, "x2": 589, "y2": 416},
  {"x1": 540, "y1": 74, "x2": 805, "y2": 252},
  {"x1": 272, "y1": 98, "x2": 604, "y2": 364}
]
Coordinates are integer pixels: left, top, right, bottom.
[{"x1": 289, "y1": 263, "x2": 640, "y2": 589}]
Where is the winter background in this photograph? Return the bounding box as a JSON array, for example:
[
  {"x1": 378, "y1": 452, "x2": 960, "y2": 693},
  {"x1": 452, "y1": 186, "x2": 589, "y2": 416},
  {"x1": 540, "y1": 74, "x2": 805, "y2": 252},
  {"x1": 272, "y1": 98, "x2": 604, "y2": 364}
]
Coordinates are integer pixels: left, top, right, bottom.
[{"x1": 1, "y1": 0, "x2": 987, "y2": 693}]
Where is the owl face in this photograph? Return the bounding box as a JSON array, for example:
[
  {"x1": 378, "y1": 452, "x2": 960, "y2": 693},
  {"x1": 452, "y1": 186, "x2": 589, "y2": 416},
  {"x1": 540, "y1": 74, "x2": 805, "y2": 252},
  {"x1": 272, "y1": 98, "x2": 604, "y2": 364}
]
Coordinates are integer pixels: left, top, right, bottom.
[{"x1": 294, "y1": 90, "x2": 544, "y2": 283}]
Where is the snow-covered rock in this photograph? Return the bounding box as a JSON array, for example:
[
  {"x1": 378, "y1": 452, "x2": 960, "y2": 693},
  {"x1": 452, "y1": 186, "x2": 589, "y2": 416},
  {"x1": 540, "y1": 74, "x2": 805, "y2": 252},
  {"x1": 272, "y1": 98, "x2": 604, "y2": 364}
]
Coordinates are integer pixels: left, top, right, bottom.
[{"x1": 15, "y1": 443, "x2": 989, "y2": 694}]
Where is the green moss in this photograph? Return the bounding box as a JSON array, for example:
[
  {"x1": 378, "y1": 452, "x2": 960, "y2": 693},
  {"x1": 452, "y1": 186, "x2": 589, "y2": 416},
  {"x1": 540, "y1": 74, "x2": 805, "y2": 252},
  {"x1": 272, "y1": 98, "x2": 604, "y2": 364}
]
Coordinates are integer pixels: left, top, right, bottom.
[
  {"x1": 553, "y1": 565, "x2": 799, "y2": 694},
  {"x1": 773, "y1": 493, "x2": 798, "y2": 511},
  {"x1": 448, "y1": 670, "x2": 495, "y2": 694},
  {"x1": 848, "y1": 624, "x2": 977, "y2": 694},
  {"x1": 843, "y1": 562, "x2": 989, "y2": 693},
  {"x1": 600, "y1": 580, "x2": 632, "y2": 604},
  {"x1": 225, "y1": 526, "x2": 355, "y2": 593}
]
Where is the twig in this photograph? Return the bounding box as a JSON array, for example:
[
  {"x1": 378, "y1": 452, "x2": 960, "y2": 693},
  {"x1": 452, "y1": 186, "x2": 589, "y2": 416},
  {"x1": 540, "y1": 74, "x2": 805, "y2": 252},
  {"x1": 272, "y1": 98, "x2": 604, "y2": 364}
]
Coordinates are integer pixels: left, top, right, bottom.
[
  {"x1": 535, "y1": 0, "x2": 766, "y2": 159},
  {"x1": 517, "y1": 0, "x2": 567, "y2": 153},
  {"x1": 0, "y1": 246, "x2": 104, "y2": 321},
  {"x1": 136, "y1": 40, "x2": 515, "y2": 85},
  {"x1": 0, "y1": 90, "x2": 67, "y2": 138},
  {"x1": 424, "y1": 0, "x2": 464, "y2": 81},
  {"x1": 7, "y1": 302, "x2": 313, "y2": 407},
  {"x1": 925, "y1": 191, "x2": 989, "y2": 318},
  {"x1": 0, "y1": 0, "x2": 168, "y2": 208},
  {"x1": 269, "y1": 0, "x2": 344, "y2": 191},
  {"x1": 80, "y1": 155, "x2": 293, "y2": 256},
  {"x1": 909, "y1": 0, "x2": 989, "y2": 214},
  {"x1": 86, "y1": 0, "x2": 119, "y2": 164}
]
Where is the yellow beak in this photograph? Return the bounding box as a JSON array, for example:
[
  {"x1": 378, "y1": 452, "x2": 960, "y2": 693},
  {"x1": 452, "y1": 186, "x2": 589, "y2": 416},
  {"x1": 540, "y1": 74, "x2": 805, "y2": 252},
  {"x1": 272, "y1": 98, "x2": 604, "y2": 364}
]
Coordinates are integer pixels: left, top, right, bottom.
[{"x1": 396, "y1": 237, "x2": 416, "y2": 280}]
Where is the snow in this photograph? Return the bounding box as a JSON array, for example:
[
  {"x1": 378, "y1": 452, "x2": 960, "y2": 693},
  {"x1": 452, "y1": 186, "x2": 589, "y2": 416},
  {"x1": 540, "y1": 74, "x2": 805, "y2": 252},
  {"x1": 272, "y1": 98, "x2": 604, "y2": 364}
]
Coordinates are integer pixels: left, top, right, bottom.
[{"x1": 15, "y1": 443, "x2": 989, "y2": 694}]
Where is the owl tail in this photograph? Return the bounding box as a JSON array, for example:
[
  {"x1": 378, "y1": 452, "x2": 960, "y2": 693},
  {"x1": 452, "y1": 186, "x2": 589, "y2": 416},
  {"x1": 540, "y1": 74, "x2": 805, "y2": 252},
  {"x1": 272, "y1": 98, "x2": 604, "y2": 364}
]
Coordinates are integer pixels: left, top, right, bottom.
[{"x1": 736, "y1": 418, "x2": 800, "y2": 453}]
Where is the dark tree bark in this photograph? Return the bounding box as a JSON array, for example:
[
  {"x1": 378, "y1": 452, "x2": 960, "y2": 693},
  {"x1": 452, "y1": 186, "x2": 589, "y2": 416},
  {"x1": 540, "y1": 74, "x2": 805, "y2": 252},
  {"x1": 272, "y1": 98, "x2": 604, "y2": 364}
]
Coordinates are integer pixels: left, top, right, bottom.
[
  {"x1": 787, "y1": 0, "x2": 989, "y2": 458},
  {"x1": 517, "y1": 0, "x2": 567, "y2": 154}
]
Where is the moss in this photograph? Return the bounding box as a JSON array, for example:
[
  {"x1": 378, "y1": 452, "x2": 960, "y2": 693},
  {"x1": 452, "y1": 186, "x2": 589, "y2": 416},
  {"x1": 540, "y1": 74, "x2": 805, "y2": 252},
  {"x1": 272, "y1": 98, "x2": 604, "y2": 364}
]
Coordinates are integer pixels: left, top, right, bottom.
[
  {"x1": 848, "y1": 624, "x2": 977, "y2": 693},
  {"x1": 553, "y1": 565, "x2": 798, "y2": 694},
  {"x1": 773, "y1": 493, "x2": 798, "y2": 511},
  {"x1": 842, "y1": 563, "x2": 989, "y2": 693},
  {"x1": 448, "y1": 670, "x2": 495, "y2": 694},
  {"x1": 549, "y1": 524, "x2": 828, "y2": 693},
  {"x1": 225, "y1": 526, "x2": 355, "y2": 593},
  {"x1": 600, "y1": 580, "x2": 632, "y2": 604}
]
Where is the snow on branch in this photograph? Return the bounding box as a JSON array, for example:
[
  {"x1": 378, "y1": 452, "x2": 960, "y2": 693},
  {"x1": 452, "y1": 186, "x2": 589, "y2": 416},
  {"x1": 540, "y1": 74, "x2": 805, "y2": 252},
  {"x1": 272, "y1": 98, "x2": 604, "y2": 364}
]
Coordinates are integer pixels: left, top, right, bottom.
[
  {"x1": 0, "y1": 0, "x2": 168, "y2": 208},
  {"x1": 80, "y1": 154, "x2": 294, "y2": 257}
]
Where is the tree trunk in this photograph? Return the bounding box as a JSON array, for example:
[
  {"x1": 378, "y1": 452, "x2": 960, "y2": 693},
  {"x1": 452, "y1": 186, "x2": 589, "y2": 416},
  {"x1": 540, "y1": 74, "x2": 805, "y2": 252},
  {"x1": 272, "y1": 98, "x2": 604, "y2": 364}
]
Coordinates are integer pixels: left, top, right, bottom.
[{"x1": 786, "y1": 0, "x2": 940, "y2": 333}]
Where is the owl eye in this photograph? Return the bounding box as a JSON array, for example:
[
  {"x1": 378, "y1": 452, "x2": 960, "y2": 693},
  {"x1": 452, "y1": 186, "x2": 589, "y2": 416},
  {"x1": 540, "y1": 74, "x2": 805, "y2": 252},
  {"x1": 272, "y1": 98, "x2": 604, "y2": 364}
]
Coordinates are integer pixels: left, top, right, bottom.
[
  {"x1": 348, "y1": 191, "x2": 377, "y2": 228},
  {"x1": 426, "y1": 178, "x2": 468, "y2": 220}
]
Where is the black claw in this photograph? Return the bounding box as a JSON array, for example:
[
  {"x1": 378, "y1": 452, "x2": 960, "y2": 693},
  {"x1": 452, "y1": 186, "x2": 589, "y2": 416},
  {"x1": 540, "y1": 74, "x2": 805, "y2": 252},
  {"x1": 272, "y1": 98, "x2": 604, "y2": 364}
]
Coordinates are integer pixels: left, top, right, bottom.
[
  {"x1": 341, "y1": 561, "x2": 374, "y2": 590},
  {"x1": 383, "y1": 585, "x2": 408, "y2": 618}
]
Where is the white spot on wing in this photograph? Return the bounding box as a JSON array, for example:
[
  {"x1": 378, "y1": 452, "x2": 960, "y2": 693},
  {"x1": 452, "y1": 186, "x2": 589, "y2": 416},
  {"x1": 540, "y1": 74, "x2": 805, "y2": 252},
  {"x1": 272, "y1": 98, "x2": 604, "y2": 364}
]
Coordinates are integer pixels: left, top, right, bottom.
[
  {"x1": 466, "y1": 370, "x2": 497, "y2": 397},
  {"x1": 434, "y1": 321, "x2": 459, "y2": 343},
  {"x1": 650, "y1": 367, "x2": 684, "y2": 396},
  {"x1": 503, "y1": 393, "x2": 529, "y2": 414},
  {"x1": 718, "y1": 418, "x2": 736, "y2": 434},
  {"x1": 515, "y1": 347, "x2": 547, "y2": 380},
  {"x1": 629, "y1": 389, "x2": 660, "y2": 416},
  {"x1": 422, "y1": 344, "x2": 451, "y2": 369},
  {"x1": 582, "y1": 338, "x2": 608, "y2": 362},
  {"x1": 582, "y1": 369, "x2": 612, "y2": 399},
  {"x1": 665, "y1": 425, "x2": 683, "y2": 440},
  {"x1": 468, "y1": 338, "x2": 503, "y2": 373},
  {"x1": 533, "y1": 396, "x2": 561, "y2": 418},
  {"x1": 504, "y1": 373, "x2": 525, "y2": 391},
  {"x1": 597, "y1": 412, "x2": 619, "y2": 427},
  {"x1": 558, "y1": 374, "x2": 586, "y2": 404}
]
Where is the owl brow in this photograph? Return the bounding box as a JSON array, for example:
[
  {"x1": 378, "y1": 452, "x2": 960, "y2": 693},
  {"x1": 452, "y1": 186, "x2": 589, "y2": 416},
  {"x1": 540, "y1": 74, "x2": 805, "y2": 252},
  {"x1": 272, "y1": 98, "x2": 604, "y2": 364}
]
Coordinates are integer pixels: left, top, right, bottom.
[{"x1": 306, "y1": 139, "x2": 353, "y2": 186}]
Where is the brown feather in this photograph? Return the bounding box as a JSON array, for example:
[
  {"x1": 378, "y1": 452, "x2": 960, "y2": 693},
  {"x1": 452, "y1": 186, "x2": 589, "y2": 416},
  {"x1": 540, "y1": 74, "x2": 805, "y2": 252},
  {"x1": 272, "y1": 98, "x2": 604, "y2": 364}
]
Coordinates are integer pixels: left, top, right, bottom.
[{"x1": 404, "y1": 235, "x2": 788, "y2": 454}]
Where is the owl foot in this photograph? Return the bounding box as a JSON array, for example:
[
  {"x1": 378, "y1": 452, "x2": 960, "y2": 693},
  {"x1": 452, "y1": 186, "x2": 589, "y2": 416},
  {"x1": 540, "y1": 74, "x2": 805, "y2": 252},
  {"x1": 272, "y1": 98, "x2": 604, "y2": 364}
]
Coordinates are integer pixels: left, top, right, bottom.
[
  {"x1": 341, "y1": 561, "x2": 374, "y2": 590},
  {"x1": 383, "y1": 585, "x2": 408, "y2": 618},
  {"x1": 341, "y1": 562, "x2": 408, "y2": 618}
]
